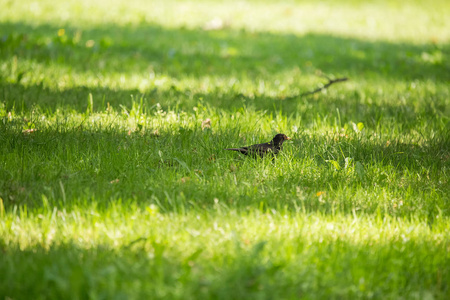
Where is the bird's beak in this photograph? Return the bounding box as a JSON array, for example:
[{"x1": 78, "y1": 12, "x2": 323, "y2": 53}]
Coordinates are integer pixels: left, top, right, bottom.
[{"x1": 286, "y1": 137, "x2": 291, "y2": 140}]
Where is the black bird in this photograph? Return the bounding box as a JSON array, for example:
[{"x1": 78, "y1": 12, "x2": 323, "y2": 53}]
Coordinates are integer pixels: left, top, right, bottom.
[{"x1": 226, "y1": 134, "x2": 291, "y2": 158}]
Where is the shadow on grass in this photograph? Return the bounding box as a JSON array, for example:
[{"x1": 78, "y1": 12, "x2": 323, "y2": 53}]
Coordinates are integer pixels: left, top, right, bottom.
[
  {"x1": 0, "y1": 238, "x2": 447, "y2": 299},
  {"x1": 1, "y1": 22, "x2": 448, "y2": 130},
  {"x1": 2, "y1": 21, "x2": 448, "y2": 132},
  {"x1": 1, "y1": 21, "x2": 448, "y2": 217},
  {"x1": 1, "y1": 78, "x2": 448, "y2": 132},
  {"x1": 0, "y1": 122, "x2": 448, "y2": 218},
  {"x1": 1, "y1": 21, "x2": 449, "y2": 83}
]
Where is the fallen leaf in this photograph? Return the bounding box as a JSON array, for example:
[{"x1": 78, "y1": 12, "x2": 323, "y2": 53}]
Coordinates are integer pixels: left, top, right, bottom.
[
  {"x1": 22, "y1": 128, "x2": 38, "y2": 134},
  {"x1": 202, "y1": 118, "x2": 211, "y2": 130},
  {"x1": 181, "y1": 177, "x2": 190, "y2": 183},
  {"x1": 85, "y1": 40, "x2": 95, "y2": 48},
  {"x1": 152, "y1": 129, "x2": 160, "y2": 137}
]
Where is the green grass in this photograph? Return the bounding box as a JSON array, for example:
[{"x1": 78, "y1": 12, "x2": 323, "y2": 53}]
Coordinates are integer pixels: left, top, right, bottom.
[{"x1": 1, "y1": 0, "x2": 449, "y2": 299}]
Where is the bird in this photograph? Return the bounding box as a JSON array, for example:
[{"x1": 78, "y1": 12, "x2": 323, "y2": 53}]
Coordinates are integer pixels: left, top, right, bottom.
[{"x1": 225, "y1": 134, "x2": 291, "y2": 158}]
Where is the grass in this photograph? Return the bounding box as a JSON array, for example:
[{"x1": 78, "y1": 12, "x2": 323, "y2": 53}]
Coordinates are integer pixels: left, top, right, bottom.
[{"x1": 0, "y1": 0, "x2": 449, "y2": 299}]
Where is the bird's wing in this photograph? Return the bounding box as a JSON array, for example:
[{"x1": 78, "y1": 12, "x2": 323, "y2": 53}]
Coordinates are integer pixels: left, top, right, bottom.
[
  {"x1": 250, "y1": 142, "x2": 280, "y2": 156},
  {"x1": 250, "y1": 143, "x2": 270, "y2": 151}
]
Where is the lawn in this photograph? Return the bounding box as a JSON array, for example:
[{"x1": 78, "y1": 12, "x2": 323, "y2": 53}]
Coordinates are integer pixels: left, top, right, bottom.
[{"x1": 0, "y1": 0, "x2": 449, "y2": 299}]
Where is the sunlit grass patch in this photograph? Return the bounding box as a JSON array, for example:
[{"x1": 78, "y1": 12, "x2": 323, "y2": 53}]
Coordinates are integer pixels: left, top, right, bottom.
[{"x1": 1, "y1": 204, "x2": 449, "y2": 299}]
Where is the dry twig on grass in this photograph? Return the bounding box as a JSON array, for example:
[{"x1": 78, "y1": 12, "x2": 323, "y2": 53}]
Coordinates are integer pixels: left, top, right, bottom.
[{"x1": 300, "y1": 76, "x2": 348, "y2": 97}]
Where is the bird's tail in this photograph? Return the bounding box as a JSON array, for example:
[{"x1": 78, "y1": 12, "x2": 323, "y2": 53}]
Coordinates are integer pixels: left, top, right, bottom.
[{"x1": 225, "y1": 148, "x2": 241, "y2": 151}]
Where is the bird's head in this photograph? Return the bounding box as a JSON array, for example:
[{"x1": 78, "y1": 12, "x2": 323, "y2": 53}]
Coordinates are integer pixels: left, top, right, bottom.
[{"x1": 272, "y1": 133, "x2": 291, "y2": 146}]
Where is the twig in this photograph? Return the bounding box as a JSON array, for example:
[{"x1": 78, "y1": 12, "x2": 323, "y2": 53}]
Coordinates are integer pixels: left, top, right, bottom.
[{"x1": 300, "y1": 77, "x2": 348, "y2": 97}]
